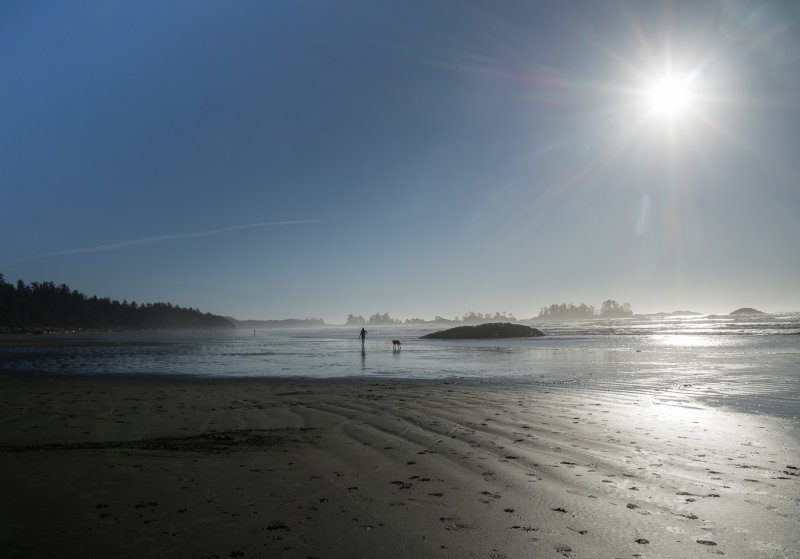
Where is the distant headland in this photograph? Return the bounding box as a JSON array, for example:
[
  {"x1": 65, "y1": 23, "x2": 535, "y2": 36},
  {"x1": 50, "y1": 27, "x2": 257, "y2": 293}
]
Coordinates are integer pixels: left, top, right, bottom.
[
  {"x1": 0, "y1": 275, "x2": 232, "y2": 333},
  {"x1": 227, "y1": 318, "x2": 326, "y2": 329}
]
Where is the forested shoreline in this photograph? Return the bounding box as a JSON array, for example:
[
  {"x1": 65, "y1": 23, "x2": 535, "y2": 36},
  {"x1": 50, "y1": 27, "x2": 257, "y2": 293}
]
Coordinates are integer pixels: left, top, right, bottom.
[{"x1": 0, "y1": 274, "x2": 232, "y2": 332}]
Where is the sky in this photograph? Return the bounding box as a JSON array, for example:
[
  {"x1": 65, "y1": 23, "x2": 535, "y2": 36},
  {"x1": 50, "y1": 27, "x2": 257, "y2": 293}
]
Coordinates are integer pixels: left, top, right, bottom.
[{"x1": 2, "y1": 1, "x2": 800, "y2": 323}]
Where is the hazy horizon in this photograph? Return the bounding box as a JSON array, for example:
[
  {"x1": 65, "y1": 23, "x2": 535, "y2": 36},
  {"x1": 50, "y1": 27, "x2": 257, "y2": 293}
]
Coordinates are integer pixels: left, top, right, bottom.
[
  {"x1": 3, "y1": 2, "x2": 799, "y2": 324},
  {"x1": 229, "y1": 304, "x2": 798, "y2": 325}
]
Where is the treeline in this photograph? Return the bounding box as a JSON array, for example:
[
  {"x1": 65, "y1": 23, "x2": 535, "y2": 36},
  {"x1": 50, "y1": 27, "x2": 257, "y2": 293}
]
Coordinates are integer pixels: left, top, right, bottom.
[
  {"x1": 0, "y1": 274, "x2": 233, "y2": 332},
  {"x1": 346, "y1": 313, "x2": 401, "y2": 325},
  {"x1": 537, "y1": 299, "x2": 633, "y2": 320},
  {"x1": 345, "y1": 311, "x2": 516, "y2": 326}
]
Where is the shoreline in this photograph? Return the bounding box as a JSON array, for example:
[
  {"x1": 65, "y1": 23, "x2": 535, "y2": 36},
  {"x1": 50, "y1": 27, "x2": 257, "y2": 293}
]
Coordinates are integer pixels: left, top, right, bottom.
[
  {"x1": 3, "y1": 365, "x2": 798, "y2": 421},
  {"x1": 2, "y1": 372, "x2": 798, "y2": 558}
]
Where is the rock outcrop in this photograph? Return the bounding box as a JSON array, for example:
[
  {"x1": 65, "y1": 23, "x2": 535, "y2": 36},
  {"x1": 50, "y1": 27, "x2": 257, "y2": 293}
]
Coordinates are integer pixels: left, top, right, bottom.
[
  {"x1": 421, "y1": 322, "x2": 544, "y2": 339},
  {"x1": 730, "y1": 308, "x2": 765, "y2": 315}
]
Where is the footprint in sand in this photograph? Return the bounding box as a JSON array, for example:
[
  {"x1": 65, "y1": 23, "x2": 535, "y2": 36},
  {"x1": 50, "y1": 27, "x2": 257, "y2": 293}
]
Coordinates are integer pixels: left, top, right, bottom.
[{"x1": 439, "y1": 516, "x2": 472, "y2": 531}]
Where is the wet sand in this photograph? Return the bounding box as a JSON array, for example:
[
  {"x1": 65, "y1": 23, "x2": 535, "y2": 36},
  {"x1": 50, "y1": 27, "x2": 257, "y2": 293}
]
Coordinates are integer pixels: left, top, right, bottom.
[{"x1": 1, "y1": 372, "x2": 798, "y2": 558}]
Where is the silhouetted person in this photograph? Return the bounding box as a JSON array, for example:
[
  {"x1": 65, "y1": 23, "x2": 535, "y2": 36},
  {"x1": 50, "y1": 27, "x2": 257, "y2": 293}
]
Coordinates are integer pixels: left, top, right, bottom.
[{"x1": 359, "y1": 327, "x2": 367, "y2": 343}]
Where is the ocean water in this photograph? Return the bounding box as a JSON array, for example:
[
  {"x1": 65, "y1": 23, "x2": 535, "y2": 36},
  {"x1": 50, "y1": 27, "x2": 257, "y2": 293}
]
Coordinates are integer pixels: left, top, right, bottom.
[{"x1": 1, "y1": 313, "x2": 799, "y2": 418}]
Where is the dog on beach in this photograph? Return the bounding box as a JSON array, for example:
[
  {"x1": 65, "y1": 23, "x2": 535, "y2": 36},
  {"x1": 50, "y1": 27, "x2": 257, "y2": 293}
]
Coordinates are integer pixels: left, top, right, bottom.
[{"x1": 392, "y1": 340, "x2": 402, "y2": 350}]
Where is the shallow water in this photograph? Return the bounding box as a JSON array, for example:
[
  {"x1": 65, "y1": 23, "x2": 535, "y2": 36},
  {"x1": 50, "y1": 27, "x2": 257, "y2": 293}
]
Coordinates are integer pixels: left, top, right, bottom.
[{"x1": 1, "y1": 314, "x2": 798, "y2": 418}]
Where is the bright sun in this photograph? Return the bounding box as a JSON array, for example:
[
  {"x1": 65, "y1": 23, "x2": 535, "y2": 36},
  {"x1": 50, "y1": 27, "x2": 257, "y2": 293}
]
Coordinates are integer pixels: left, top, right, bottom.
[{"x1": 644, "y1": 74, "x2": 694, "y2": 118}]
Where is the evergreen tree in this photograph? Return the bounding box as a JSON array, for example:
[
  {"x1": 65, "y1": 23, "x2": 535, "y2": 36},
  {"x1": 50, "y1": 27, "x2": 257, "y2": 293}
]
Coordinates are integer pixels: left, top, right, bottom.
[{"x1": 0, "y1": 275, "x2": 233, "y2": 331}]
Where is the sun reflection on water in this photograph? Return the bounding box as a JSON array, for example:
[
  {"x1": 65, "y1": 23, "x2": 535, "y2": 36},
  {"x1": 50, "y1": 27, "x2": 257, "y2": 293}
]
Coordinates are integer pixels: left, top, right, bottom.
[{"x1": 652, "y1": 334, "x2": 729, "y2": 348}]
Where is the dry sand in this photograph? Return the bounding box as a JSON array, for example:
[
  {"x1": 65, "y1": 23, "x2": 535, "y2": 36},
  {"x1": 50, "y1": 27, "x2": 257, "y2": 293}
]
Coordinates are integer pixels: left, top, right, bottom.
[{"x1": 1, "y1": 372, "x2": 798, "y2": 558}]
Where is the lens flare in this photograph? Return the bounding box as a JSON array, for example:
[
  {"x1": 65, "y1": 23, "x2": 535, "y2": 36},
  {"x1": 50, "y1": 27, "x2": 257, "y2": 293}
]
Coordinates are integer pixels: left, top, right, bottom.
[{"x1": 644, "y1": 74, "x2": 694, "y2": 118}]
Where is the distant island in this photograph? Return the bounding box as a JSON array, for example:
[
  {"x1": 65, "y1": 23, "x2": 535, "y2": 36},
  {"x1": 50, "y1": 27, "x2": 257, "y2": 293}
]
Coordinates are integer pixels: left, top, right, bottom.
[
  {"x1": 346, "y1": 311, "x2": 517, "y2": 326},
  {"x1": 730, "y1": 307, "x2": 765, "y2": 315},
  {"x1": 421, "y1": 323, "x2": 544, "y2": 339},
  {"x1": 537, "y1": 299, "x2": 633, "y2": 320},
  {"x1": 0, "y1": 275, "x2": 232, "y2": 333}
]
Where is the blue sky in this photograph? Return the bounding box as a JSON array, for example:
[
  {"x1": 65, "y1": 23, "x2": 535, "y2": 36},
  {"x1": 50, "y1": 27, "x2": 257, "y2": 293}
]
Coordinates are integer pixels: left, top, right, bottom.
[{"x1": 2, "y1": 1, "x2": 799, "y2": 322}]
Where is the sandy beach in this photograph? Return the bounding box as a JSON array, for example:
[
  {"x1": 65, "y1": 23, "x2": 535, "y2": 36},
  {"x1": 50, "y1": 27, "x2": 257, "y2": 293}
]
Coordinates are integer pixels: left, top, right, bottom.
[{"x1": 1, "y1": 371, "x2": 798, "y2": 558}]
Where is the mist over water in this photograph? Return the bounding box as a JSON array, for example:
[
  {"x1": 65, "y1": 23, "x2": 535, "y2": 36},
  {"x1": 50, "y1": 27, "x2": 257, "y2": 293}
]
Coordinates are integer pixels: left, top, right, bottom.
[{"x1": 1, "y1": 313, "x2": 798, "y2": 418}]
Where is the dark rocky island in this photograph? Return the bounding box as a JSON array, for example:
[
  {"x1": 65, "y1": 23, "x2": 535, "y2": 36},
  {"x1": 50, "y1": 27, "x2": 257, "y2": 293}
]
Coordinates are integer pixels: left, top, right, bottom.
[
  {"x1": 730, "y1": 307, "x2": 765, "y2": 316},
  {"x1": 421, "y1": 322, "x2": 544, "y2": 339}
]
